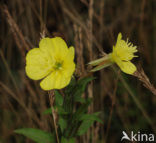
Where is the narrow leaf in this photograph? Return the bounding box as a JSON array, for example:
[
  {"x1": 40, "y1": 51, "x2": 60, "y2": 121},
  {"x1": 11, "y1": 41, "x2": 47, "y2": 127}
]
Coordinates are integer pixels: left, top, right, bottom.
[
  {"x1": 61, "y1": 137, "x2": 75, "y2": 143},
  {"x1": 77, "y1": 120, "x2": 94, "y2": 136},
  {"x1": 14, "y1": 128, "x2": 55, "y2": 143},
  {"x1": 58, "y1": 117, "x2": 67, "y2": 133},
  {"x1": 90, "y1": 62, "x2": 113, "y2": 72},
  {"x1": 43, "y1": 108, "x2": 51, "y2": 115},
  {"x1": 79, "y1": 112, "x2": 103, "y2": 123},
  {"x1": 55, "y1": 90, "x2": 63, "y2": 106},
  {"x1": 73, "y1": 77, "x2": 95, "y2": 102},
  {"x1": 77, "y1": 112, "x2": 103, "y2": 136},
  {"x1": 88, "y1": 56, "x2": 109, "y2": 66}
]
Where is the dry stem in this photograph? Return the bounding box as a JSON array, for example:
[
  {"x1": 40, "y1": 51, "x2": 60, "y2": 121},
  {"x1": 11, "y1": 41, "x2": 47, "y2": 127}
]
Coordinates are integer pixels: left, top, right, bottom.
[
  {"x1": 48, "y1": 90, "x2": 60, "y2": 143},
  {"x1": 134, "y1": 68, "x2": 156, "y2": 96}
]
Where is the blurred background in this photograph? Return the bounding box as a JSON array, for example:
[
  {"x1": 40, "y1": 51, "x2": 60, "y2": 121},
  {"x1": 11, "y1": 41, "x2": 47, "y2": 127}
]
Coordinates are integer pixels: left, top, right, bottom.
[{"x1": 0, "y1": 0, "x2": 156, "y2": 142}]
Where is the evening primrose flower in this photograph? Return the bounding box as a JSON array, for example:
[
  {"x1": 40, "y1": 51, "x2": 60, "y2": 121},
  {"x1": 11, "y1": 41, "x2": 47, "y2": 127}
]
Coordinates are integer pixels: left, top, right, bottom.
[
  {"x1": 25, "y1": 37, "x2": 75, "y2": 90},
  {"x1": 89, "y1": 33, "x2": 137, "y2": 74}
]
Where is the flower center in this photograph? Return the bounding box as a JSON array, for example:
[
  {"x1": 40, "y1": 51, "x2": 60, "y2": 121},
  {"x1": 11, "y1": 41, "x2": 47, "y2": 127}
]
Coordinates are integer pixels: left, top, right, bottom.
[{"x1": 54, "y1": 62, "x2": 63, "y2": 70}]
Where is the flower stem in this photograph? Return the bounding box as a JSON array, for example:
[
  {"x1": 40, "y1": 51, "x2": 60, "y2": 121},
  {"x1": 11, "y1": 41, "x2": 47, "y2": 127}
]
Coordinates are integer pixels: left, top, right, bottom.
[{"x1": 48, "y1": 90, "x2": 60, "y2": 143}]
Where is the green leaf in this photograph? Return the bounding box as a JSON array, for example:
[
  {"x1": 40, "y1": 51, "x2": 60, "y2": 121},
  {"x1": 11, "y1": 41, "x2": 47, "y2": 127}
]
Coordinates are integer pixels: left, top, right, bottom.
[
  {"x1": 63, "y1": 93, "x2": 74, "y2": 113},
  {"x1": 43, "y1": 108, "x2": 52, "y2": 115},
  {"x1": 77, "y1": 112, "x2": 103, "y2": 136},
  {"x1": 63, "y1": 99, "x2": 92, "y2": 137},
  {"x1": 56, "y1": 106, "x2": 68, "y2": 115},
  {"x1": 65, "y1": 78, "x2": 77, "y2": 93},
  {"x1": 61, "y1": 137, "x2": 75, "y2": 143},
  {"x1": 90, "y1": 62, "x2": 113, "y2": 72},
  {"x1": 73, "y1": 98, "x2": 92, "y2": 119},
  {"x1": 74, "y1": 96, "x2": 85, "y2": 103},
  {"x1": 74, "y1": 77, "x2": 95, "y2": 97},
  {"x1": 88, "y1": 55, "x2": 109, "y2": 66},
  {"x1": 79, "y1": 112, "x2": 103, "y2": 123},
  {"x1": 65, "y1": 77, "x2": 95, "y2": 99},
  {"x1": 73, "y1": 77, "x2": 95, "y2": 103},
  {"x1": 63, "y1": 77, "x2": 94, "y2": 114},
  {"x1": 43, "y1": 106, "x2": 68, "y2": 115},
  {"x1": 55, "y1": 90, "x2": 63, "y2": 106},
  {"x1": 14, "y1": 128, "x2": 55, "y2": 143},
  {"x1": 58, "y1": 117, "x2": 67, "y2": 133},
  {"x1": 77, "y1": 120, "x2": 94, "y2": 136}
]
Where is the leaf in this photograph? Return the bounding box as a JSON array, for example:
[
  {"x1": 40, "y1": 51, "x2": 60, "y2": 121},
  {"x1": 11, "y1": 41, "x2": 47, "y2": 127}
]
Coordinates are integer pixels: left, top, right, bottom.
[
  {"x1": 63, "y1": 93, "x2": 74, "y2": 113},
  {"x1": 61, "y1": 137, "x2": 75, "y2": 143},
  {"x1": 65, "y1": 78, "x2": 77, "y2": 94},
  {"x1": 43, "y1": 106, "x2": 68, "y2": 115},
  {"x1": 73, "y1": 77, "x2": 95, "y2": 103},
  {"x1": 73, "y1": 97, "x2": 85, "y2": 103},
  {"x1": 62, "y1": 78, "x2": 77, "y2": 113},
  {"x1": 55, "y1": 90, "x2": 63, "y2": 106},
  {"x1": 77, "y1": 112, "x2": 103, "y2": 136},
  {"x1": 88, "y1": 56, "x2": 109, "y2": 66},
  {"x1": 14, "y1": 128, "x2": 55, "y2": 143},
  {"x1": 90, "y1": 62, "x2": 113, "y2": 72},
  {"x1": 77, "y1": 120, "x2": 94, "y2": 136},
  {"x1": 63, "y1": 77, "x2": 94, "y2": 114},
  {"x1": 74, "y1": 77, "x2": 95, "y2": 97},
  {"x1": 57, "y1": 106, "x2": 68, "y2": 115},
  {"x1": 73, "y1": 98, "x2": 92, "y2": 119},
  {"x1": 79, "y1": 112, "x2": 103, "y2": 123},
  {"x1": 65, "y1": 77, "x2": 95, "y2": 99},
  {"x1": 58, "y1": 117, "x2": 67, "y2": 133},
  {"x1": 43, "y1": 90, "x2": 63, "y2": 115},
  {"x1": 63, "y1": 99, "x2": 92, "y2": 137},
  {"x1": 43, "y1": 108, "x2": 52, "y2": 115}
]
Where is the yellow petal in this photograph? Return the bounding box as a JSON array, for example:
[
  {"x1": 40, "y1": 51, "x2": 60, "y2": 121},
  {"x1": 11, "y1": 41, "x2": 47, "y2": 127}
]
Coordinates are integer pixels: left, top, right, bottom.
[
  {"x1": 39, "y1": 38, "x2": 55, "y2": 61},
  {"x1": 63, "y1": 46, "x2": 75, "y2": 63},
  {"x1": 62, "y1": 46, "x2": 75, "y2": 77},
  {"x1": 117, "y1": 33, "x2": 122, "y2": 42},
  {"x1": 39, "y1": 37, "x2": 69, "y2": 61},
  {"x1": 25, "y1": 48, "x2": 53, "y2": 80},
  {"x1": 68, "y1": 46, "x2": 75, "y2": 61},
  {"x1": 40, "y1": 71, "x2": 71, "y2": 90},
  {"x1": 62, "y1": 62, "x2": 75, "y2": 77},
  {"x1": 117, "y1": 60, "x2": 136, "y2": 75},
  {"x1": 51, "y1": 37, "x2": 69, "y2": 60},
  {"x1": 113, "y1": 33, "x2": 137, "y2": 61},
  {"x1": 114, "y1": 33, "x2": 122, "y2": 51}
]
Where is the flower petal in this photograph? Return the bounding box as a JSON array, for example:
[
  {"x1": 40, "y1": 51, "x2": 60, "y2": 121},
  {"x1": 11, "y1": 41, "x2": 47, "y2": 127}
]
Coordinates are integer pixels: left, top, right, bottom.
[
  {"x1": 62, "y1": 46, "x2": 75, "y2": 77},
  {"x1": 40, "y1": 71, "x2": 71, "y2": 90},
  {"x1": 67, "y1": 46, "x2": 75, "y2": 61},
  {"x1": 117, "y1": 33, "x2": 122, "y2": 42},
  {"x1": 51, "y1": 37, "x2": 69, "y2": 60},
  {"x1": 116, "y1": 60, "x2": 136, "y2": 74},
  {"x1": 39, "y1": 38, "x2": 55, "y2": 61},
  {"x1": 25, "y1": 48, "x2": 53, "y2": 80},
  {"x1": 62, "y1": 62, "x2": 75, "y2": 78},
  {"x1": 113, "y1": 33, "x2": 137, "y2": 61},
  {"x1": 114, "y1": 33, "x2": 122, "y2": 51}
]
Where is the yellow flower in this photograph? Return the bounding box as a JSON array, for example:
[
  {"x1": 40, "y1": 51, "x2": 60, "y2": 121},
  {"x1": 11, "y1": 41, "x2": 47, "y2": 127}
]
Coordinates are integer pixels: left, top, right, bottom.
[
  {"x1": 89, "y1": 33, "x2": 137, "y2": 74},
  {"x1": 25, "y1": 37, "x2": 75, "y2": 90},
  {"x1": 110, "y1": 33, "x2": 137, "y2": 74}
]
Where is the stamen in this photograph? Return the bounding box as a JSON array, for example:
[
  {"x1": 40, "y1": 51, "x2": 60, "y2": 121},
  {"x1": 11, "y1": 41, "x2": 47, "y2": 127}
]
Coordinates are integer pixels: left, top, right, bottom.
[{"x1": 54, "y1": 62, "x2": 63, "y2": 70}]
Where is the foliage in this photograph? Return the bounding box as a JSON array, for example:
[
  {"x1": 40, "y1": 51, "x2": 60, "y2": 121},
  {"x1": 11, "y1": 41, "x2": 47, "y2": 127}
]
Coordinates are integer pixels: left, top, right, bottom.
[
  {"x1": 15, "y1": 77, "x2": 102, "y2": 143},
  {"x1": 14, "y1": 128, "x2": 55, "y2": 143}
]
